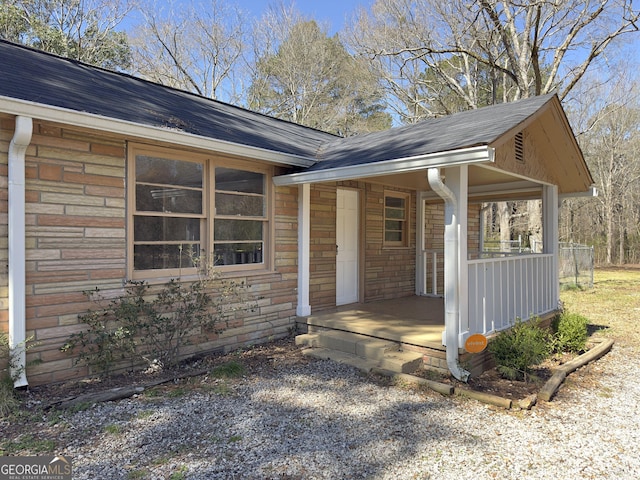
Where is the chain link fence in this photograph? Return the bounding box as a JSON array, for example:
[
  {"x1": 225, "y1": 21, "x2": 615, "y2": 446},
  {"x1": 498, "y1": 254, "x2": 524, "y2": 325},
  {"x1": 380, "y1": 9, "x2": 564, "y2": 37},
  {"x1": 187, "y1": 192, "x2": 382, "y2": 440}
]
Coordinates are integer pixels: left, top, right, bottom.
[{"x1": 559, "y1": 242, "x2": 594, "y2": 288}]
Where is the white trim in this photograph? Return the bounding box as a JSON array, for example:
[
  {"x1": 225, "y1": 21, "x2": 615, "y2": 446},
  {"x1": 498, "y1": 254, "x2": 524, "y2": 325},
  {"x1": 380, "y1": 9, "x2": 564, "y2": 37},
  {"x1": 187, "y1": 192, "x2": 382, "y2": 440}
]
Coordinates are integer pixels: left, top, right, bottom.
[
  {"x1": 421, "y1": 180, "x2": 541, "y2": 202},
  {"x1": 416, "y1": 192, "x2": 427, "y2": 295},
  {"x1": 543, "y1": 185, "x2": 560, "y2": 307},
  {"x1": 8, "y1": 115, "x2": 32, "y2": 388},
  {"x1": 0, "y1": 96, "x2": 316, "y2": 168},
  {"x1": 296, "y1": 184, "x2": 311, "y2": 316},
  {"x1": 273, "y1": 146, "x2": 495, "y2": 186},
  {"x1": 559, "y1": 186, "x2": 598, "y2": 199}
]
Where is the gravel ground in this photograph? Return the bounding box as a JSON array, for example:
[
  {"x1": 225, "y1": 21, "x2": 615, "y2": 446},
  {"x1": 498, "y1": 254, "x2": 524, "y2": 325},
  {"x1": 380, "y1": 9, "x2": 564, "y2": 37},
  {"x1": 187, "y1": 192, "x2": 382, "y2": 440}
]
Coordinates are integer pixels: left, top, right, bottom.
[{"x1": 30, "y1": 341, "x2": 639, "y2": 479}]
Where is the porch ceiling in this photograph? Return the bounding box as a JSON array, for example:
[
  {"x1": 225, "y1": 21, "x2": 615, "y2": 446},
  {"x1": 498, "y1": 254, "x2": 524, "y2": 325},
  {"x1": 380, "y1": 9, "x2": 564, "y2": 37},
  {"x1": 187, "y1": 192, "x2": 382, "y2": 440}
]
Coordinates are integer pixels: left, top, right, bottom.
[{"x1": 350, "y1": 164, "x2": 542, "y2": 202}]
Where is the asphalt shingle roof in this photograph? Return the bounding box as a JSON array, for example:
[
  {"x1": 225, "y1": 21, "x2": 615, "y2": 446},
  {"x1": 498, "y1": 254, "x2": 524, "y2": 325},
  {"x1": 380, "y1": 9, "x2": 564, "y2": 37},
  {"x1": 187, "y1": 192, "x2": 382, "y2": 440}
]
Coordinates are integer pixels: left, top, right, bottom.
[
  {"x1": 1, "y1": 40, "x2": 557, "y2": 169},
  {"x1": 0, "y1": 40, "x2": 336, "y2": 159},
  {"x1": 311, "y1": 94, "x2": 555, "y2": 170}
]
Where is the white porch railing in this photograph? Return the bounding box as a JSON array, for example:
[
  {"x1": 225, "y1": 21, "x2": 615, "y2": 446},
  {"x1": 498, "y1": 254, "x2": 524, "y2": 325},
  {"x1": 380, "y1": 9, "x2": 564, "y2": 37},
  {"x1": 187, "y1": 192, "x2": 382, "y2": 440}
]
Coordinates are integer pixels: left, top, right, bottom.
[
  {"x1": 467, "y1": 254, "x2": 556, "y2": 337},
  {"x1": 420, "y1": 249, "x2": 444, "y2": 297}
]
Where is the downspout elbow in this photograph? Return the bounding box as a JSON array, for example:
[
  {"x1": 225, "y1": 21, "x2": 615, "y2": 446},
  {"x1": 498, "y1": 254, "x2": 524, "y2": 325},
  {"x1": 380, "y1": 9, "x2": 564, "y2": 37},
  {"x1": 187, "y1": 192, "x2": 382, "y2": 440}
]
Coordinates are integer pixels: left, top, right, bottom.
[
  {"x1": 427, "y1": 168, "x2": 470, "y2": 382},
  {"x1": 8, "y1": 116, "x2": 33, "y2": 388},
  {"x1": 427, "y1": 168, "x2": 456, "y2": 208}
]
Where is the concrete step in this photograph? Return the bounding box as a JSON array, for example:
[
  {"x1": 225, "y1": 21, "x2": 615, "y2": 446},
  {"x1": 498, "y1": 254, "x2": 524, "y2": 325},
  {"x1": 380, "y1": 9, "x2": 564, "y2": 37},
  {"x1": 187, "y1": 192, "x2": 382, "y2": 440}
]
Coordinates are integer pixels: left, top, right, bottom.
[
  {"x1": 301, "y1": 348, "x2": 378, "y2": 373},
  {"x1": 295, "y1": 333, "x2": 320, "y2": 348},
  {"x1": 296, "y1": 330, "x2": 423, "y2": 374},
  {"x1": 379, "y1": 350, "x2": 424, "y2": 374}
]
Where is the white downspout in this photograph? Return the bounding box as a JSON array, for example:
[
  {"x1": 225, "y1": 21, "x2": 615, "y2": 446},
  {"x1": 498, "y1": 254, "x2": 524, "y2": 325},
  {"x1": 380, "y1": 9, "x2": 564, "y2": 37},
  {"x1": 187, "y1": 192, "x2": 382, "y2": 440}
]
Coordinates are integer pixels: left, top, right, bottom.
[
  {"x1": 427, "y1": 168, "x2": 470, "y2": 382},
  {"x1": 8, "y1": 116, "x2": 33, "y2": 388}
]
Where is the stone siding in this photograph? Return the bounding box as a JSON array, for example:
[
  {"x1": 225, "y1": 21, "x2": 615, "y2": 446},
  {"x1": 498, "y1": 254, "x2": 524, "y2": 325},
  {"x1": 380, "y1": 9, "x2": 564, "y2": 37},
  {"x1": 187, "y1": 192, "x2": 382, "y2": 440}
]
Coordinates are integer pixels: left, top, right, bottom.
[{"x1": 1, "y1": 116, "x2": 298, "y2": 385}]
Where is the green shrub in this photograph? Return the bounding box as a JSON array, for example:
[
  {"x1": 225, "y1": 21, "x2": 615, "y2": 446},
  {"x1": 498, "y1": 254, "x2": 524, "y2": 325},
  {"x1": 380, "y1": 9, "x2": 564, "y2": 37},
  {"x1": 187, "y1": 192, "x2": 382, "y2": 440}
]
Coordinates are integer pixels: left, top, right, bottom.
[
  {"x1": 488, "y1": 318, "x2": 552, "y2": 382},
  {"x1": 552, "y1": 311, "x2": 589, "y2": 353},
  {"x1": 62, "y1": 259, "x2": 257, "y2": 377}
]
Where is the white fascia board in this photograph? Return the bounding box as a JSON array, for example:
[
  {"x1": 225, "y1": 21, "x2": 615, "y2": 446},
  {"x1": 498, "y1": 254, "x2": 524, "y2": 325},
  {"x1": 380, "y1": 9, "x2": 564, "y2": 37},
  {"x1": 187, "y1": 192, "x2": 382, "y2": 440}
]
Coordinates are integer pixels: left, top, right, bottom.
[
  {"x1": 273, "y1": 146, "x2": 495, "y2": 186},
  {"x1": 559, "y1": 186, "x2": 598, "y2": 199},
  {"x1": 0, "y1": 96, "x2": 316, "y2": 168}
]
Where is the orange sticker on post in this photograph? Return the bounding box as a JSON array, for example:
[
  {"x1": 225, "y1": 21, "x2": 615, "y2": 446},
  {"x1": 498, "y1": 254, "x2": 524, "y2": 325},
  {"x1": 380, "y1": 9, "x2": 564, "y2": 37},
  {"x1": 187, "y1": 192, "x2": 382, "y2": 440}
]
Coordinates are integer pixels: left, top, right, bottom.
[{"x1": 465, "y1": 333, "x2": 488, "y2": 353}]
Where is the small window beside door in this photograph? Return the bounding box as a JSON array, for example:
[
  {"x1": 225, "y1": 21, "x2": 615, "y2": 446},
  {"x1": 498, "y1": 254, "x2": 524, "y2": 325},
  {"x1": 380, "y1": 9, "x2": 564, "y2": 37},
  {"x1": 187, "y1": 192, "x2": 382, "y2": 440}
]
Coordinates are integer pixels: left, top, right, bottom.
[{"x1": 384, "y1": 191, "x2": 410, "y2": 247}]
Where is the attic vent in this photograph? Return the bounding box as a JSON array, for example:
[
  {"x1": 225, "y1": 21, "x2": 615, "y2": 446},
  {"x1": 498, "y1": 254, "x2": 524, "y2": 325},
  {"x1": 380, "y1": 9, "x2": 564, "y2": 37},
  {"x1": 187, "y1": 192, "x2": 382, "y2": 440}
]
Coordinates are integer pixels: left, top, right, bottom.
[{"x1": 515, "y1": 132, "x2": 524, "y2": 163}]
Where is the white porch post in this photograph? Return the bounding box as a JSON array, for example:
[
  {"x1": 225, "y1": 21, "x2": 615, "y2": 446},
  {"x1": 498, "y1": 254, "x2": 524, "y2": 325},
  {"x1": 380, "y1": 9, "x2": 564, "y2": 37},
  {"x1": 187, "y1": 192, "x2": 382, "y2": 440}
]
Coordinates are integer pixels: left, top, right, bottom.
[
  {"x1": 416, "y1": 192, "x2": 427, "y2": 296},
  {"x1": 543, "y1": 184, "x2": 560, "y2": 306},
  {"x1": 297, "y1": 183, "x2": 311, "y2": 316},
  {"x1": 445, "y1": 165, "x2": 469, "y2": 342}
]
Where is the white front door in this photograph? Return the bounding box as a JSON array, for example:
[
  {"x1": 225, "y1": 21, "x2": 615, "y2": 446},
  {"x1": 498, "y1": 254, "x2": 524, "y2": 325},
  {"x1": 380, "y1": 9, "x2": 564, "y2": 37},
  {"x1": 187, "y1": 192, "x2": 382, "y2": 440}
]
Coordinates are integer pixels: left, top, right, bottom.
[{"x1": 336, "y1": 188, "x2": 359, "y2": 305}]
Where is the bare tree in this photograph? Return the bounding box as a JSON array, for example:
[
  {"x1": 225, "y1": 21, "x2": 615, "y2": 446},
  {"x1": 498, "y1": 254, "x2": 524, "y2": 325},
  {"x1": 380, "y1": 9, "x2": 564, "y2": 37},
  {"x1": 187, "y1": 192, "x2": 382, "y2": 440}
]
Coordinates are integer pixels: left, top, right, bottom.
[
  {"x1": 247, "y1": 6, "x2": 390, "y2": 135},
  {"x1": 0, "y1": 0, "x2": 132, "y2": 70},
  {"x1": 576, "y1": 77, "x2": 640, "y2": 264},
  {"x1": 348, "y1": 0, "x2": 639, "y2": 121},
  {"x1": 130, "y1": 0, "x2": 246, "y2": 101}
]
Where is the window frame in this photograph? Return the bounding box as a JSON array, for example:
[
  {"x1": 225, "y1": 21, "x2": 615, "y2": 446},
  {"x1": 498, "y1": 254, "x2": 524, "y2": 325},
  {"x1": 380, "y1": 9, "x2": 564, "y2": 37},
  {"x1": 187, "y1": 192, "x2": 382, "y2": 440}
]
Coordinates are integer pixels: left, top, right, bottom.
[
  {"x1": 383, "y1": 190, "x2": 410, "y2": 248},
  {"x1": 127, "y1": 143, "x2": 273, "y2": 280}
]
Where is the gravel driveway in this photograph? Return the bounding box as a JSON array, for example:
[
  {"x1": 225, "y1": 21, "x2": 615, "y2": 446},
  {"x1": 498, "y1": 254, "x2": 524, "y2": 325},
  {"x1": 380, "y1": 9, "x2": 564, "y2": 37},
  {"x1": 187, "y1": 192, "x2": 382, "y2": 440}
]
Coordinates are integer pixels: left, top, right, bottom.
[{"x1": 37, "y1": 341, "x2": 639, "y2": 479}]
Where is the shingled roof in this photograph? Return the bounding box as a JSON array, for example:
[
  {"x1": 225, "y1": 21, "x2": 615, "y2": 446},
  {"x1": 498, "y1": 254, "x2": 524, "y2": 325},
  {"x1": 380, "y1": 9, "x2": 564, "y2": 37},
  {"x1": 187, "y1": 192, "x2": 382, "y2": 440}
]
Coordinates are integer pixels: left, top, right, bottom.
[
  {"x1": 1, "y1": 39, "x2": 572, "y2": 173},
  {"x1": 312, "y1": 94, "x2": 556, "y2": 170},
  {"x1": 0, "y1": 40, "x2": 336, "y2": 160}
]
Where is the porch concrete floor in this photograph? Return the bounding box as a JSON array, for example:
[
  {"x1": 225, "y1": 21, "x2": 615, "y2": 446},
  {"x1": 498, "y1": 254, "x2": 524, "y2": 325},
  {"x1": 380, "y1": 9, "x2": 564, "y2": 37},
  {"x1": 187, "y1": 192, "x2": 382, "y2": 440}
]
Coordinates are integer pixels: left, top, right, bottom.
[{"x1": 299, "y1": 296, "x2": 445, "y2": 349}]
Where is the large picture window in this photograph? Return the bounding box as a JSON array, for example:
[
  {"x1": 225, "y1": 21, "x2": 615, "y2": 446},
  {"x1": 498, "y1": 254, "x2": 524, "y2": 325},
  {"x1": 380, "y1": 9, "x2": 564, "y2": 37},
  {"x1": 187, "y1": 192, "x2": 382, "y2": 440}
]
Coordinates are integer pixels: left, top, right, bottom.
[{"x1": 129, "y1": 145, "x2": 270, "y2": 278}]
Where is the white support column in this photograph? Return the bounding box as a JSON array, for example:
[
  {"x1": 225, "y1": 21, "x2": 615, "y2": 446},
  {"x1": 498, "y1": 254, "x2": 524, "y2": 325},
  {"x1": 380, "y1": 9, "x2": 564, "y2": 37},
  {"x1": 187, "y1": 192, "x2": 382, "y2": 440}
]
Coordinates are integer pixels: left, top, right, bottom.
[
  {"x1": 296, "y1": 183, "x2": 311, "y2": 316},
  {"x1": 445, "y1": 166, "x2": 469, "y2": 342},
  {"x1": 416, "y1": 192, "x2": 427, "y2": 296},
  {"x1": 543, "y1": 185, "x2": 559, "y2": 306}
]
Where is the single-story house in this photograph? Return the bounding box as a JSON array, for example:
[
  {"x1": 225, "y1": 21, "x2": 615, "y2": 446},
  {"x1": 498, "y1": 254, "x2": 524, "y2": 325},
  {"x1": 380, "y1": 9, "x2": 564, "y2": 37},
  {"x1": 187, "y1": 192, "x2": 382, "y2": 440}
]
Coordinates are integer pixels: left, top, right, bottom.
[{"x1": 1, "y1": 40, "x2": 593, "y2": 386}]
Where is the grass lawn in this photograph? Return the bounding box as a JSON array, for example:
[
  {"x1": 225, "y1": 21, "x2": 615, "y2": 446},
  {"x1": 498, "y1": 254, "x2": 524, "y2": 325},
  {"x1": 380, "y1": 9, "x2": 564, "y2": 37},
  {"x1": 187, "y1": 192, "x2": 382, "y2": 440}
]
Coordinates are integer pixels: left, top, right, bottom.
[{"x1": 561, "y1": 267, "x2": 640, "y2": 352}]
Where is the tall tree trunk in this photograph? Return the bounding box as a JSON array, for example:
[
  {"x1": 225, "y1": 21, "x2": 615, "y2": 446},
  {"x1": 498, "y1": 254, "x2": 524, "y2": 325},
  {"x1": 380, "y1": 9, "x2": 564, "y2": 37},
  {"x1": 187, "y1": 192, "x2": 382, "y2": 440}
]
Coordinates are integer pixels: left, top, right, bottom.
[
  {"x1": 527, "y1": 200, "x2": 543, "y2": 252},
  {"x1": 606, "y1": 202, "x2": 614, "y2": 264},
  {"x1": 498, "y1": 202, "x2": 511, "y2": 250},
  {"x1": 618, "y1": 224, "x2": 625, "y2": 265}
]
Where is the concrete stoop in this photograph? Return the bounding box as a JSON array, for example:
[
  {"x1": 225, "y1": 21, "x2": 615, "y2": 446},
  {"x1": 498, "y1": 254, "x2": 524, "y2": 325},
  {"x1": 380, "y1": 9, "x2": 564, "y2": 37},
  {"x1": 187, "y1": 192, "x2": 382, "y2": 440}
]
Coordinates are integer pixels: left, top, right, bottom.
[{"x1": 295, "y1": 330, "x2": 423, "y2": 374}]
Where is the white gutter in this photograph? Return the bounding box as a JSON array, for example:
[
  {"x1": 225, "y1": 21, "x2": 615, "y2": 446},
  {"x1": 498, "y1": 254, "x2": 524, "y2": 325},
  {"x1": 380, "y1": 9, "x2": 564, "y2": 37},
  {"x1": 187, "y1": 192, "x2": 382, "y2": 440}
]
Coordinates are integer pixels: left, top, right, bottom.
[
  {"x1": 559, "y1": 186, "x2": 598, "y2": 199},
  {"x1": 0, "y1": 97, "x2": 316, "y2": 168},
  {"x1": 427, "y1": 167, "x2": 470, "y2": 382},
  {"x1": 8, "y1": 116, "x2": 32, "y2": 388},
  {"x1": 274, "y1": 146, "x2": 495, "y2": 186}
]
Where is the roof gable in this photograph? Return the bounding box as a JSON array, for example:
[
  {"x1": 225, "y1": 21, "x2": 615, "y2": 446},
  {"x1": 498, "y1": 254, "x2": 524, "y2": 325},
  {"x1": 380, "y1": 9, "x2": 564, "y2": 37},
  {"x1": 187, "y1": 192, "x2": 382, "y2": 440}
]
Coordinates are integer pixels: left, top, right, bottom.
[{"x1": 310, "y1": 94, "x2": 558, "y2": 171}]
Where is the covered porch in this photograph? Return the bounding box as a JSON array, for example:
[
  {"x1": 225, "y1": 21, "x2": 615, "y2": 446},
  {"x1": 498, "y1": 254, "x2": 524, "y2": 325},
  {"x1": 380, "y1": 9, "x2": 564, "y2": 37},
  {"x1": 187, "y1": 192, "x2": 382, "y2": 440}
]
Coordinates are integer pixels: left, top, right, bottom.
[
  {"x1": 276, "y1": 95, "x2": 594, "y2": 379},
  {"x1": 296, "y1": 295, "x2": 445, "y2": 348},
  {"x1": 295, "y1": 294, "x2": 502, "y2": 376}
]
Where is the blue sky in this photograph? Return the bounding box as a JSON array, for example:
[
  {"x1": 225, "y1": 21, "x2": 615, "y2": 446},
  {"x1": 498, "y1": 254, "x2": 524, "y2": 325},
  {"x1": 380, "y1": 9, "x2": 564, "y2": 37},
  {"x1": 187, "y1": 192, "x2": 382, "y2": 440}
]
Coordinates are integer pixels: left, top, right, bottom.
[{"x1": 234, "y1": 0, "x2": 369, "y2": 33}]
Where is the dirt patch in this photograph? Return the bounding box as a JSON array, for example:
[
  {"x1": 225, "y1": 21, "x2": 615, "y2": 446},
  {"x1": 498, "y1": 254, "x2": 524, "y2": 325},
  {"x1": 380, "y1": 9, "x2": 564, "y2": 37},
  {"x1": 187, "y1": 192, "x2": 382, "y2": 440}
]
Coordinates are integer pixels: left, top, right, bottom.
[
  {"x1": 410, "y1": 342, "x2": 606, "y2": 404},
  {"x1": 6, "y1": 337, "x2": 605, "y2": 424},
  {"x1": 13, "y1": 338, "x2": 310, "y2": 412}
]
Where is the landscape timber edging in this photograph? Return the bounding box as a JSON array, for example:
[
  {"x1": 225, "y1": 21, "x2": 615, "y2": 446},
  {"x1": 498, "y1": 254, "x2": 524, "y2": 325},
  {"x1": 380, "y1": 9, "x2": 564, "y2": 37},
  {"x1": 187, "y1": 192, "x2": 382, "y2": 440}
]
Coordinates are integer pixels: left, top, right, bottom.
[
  {"x1": 538, "y1": 338, "x2": 614, "y2": 402},
  {"x1": 374, "y1": 337, "x2": 615, "y2": 410}
]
